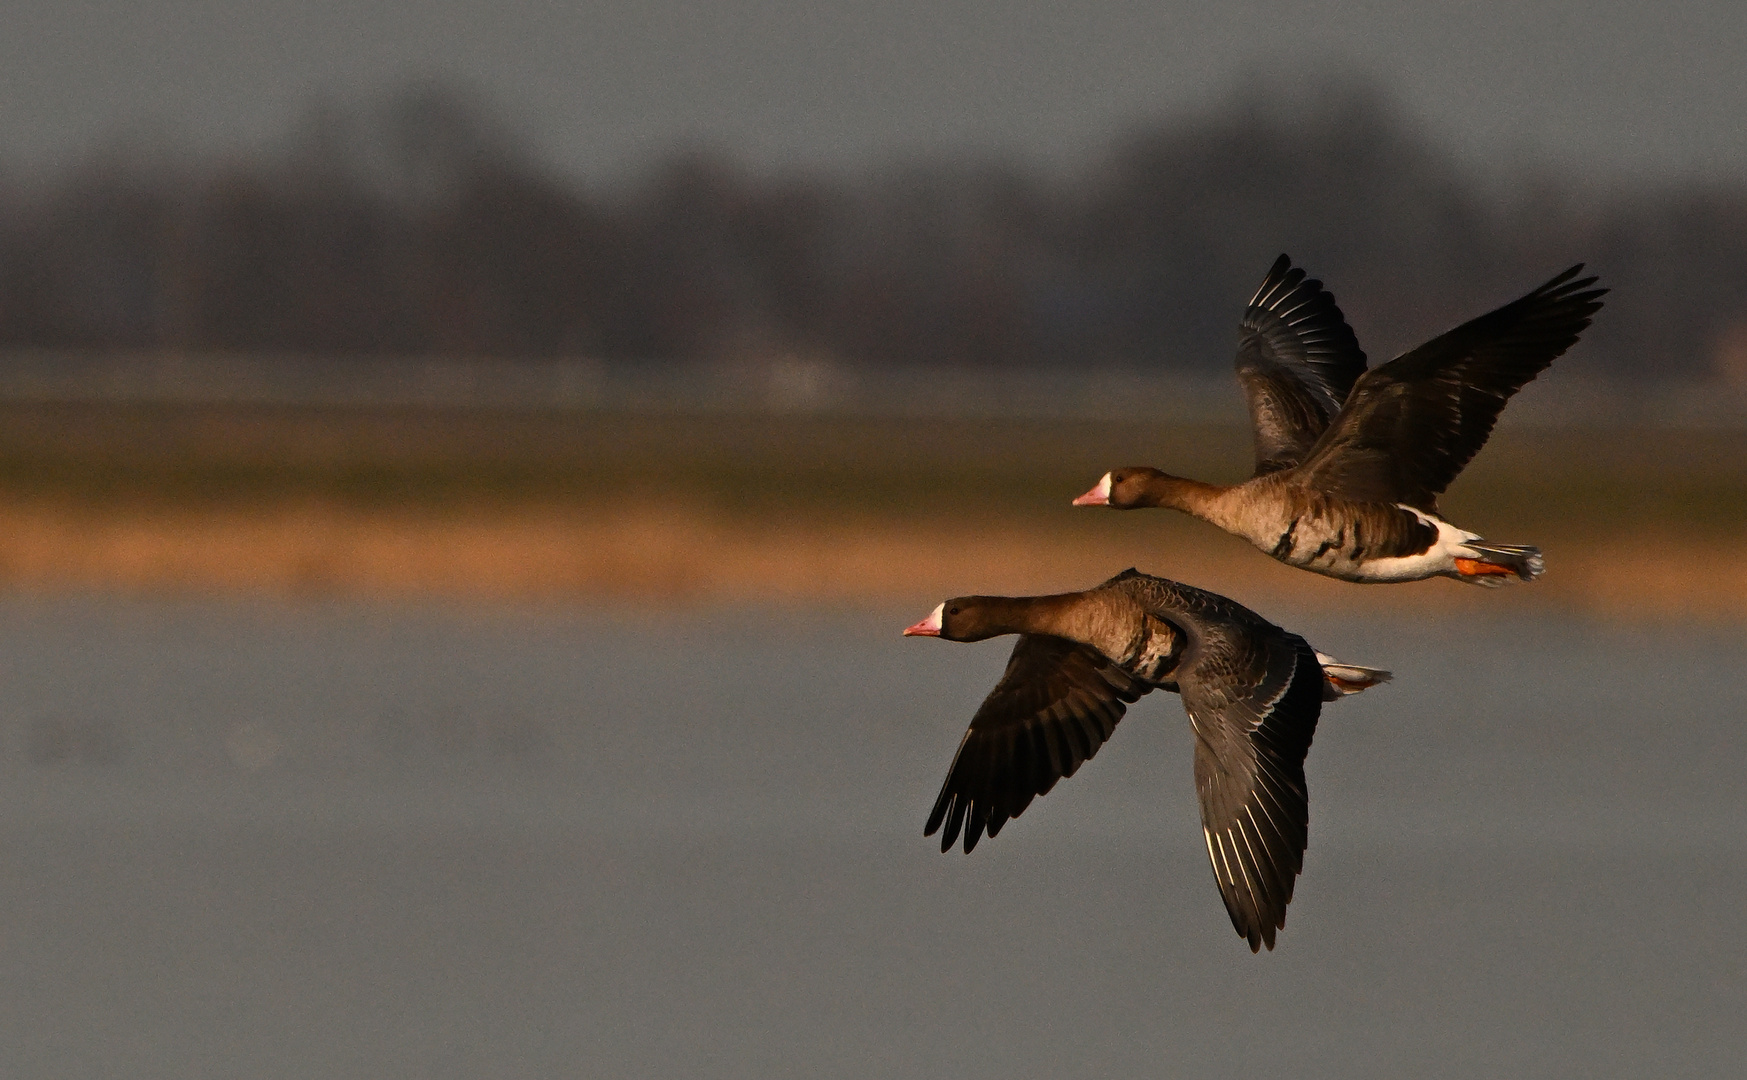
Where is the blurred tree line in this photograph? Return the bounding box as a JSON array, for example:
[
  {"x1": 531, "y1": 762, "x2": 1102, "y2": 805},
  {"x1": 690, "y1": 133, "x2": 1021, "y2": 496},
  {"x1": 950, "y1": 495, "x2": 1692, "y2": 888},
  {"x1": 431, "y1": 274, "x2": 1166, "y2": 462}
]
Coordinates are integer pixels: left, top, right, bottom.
[{"x1": 2, "y1": 78, "x2": 1744, "y2": 380}]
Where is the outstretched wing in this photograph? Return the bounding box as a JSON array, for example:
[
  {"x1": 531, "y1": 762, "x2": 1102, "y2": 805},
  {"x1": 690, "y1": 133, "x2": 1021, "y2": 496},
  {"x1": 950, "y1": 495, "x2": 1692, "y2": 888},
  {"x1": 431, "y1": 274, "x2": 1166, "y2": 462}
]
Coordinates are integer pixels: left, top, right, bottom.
[
  {"x1": 1179, "y1": 626, "x2": 1325, "y2": 952},
  {"x1": 926, "y1": 634, "x2": 1149, "y2": 854},
  {"x1": 1235, "y1": 255, "x2": 1369, "y2": 475},
  {"x1": 1291, "y1": 265, "x2": 1606, "y2": 511}
]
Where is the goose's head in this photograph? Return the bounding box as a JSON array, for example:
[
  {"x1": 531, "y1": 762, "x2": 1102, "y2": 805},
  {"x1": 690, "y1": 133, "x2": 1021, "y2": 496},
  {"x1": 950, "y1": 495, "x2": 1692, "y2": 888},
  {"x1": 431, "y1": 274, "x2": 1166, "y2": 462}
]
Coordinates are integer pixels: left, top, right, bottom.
[
  {"x1": 1072, "y1": 468, "x2": 1167, "y2": 509},
  {"x1": 901, "y1": 598, "x2": 1003, "y2": 642}
]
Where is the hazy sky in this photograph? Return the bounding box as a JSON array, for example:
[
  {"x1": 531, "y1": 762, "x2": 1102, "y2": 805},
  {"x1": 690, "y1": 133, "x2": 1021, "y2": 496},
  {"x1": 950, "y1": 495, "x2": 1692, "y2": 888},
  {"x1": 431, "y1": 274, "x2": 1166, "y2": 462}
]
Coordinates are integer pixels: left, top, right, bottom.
[{"x1": 6, "y1": 0, "x2": 1746, "y2": 183}]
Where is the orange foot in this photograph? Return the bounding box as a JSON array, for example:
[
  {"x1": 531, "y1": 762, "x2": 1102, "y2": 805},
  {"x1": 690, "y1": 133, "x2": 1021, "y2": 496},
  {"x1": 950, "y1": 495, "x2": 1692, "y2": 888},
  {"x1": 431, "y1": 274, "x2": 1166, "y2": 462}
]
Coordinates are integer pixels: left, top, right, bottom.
[{"x1": 1454, "y1": 558, "x2": 1515, "y2": 577}]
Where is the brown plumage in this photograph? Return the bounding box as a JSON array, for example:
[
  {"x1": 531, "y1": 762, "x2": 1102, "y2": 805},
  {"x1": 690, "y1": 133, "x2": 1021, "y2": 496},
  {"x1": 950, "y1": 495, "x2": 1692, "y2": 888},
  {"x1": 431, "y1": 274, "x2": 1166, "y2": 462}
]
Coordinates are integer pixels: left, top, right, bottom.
[
  {"x1": 903, "y1": 569, "x2": 1391, "y2": 952},
  {"x1": 1075, "y1": 258, "x2": 1607, "y2": 585}
]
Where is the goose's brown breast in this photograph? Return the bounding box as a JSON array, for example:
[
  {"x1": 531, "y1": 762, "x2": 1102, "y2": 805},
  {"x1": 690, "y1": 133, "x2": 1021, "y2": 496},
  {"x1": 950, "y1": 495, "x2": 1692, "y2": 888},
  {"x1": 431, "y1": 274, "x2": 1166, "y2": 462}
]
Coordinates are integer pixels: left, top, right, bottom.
[
  {"x1": 1212, "y1": 480, "x2": 1440, "y2": 571},
  {"x1": 1122, "y1": 614, "x2": 1183, "y2": 685}
]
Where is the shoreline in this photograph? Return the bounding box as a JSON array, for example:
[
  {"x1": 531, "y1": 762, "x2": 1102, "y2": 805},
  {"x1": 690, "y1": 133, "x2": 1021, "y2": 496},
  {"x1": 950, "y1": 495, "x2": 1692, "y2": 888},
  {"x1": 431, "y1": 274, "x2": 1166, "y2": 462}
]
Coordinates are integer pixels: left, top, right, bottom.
[
  {"x1": 0, "y1": 499, "x2": 1738, "y2": 621},
  {"x1": 0, "y1": 401, "x2": 1734, "y2": 621}
]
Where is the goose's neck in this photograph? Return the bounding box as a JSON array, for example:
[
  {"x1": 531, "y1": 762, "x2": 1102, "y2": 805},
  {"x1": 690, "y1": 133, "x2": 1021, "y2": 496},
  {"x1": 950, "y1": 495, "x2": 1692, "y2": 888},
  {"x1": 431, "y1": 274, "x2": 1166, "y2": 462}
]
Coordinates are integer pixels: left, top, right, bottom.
[
  {"x1": 1136, "y1": 473, "x2": 1230, "y2": 516},
  {"x1": 978, "y1": 595, "x2": 1109, "y2": 648}
]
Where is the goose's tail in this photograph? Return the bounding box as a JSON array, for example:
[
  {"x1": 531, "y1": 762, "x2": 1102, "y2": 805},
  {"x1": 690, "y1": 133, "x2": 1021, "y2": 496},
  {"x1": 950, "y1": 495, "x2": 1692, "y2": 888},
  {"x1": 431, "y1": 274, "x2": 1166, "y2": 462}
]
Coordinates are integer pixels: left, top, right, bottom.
[
  {"x1": 1453, "y1": 542, "x2": 1544, "y2": 586},
  {"x1": 1314, "y1": 652, "x2": 1393, "y2": 701}
]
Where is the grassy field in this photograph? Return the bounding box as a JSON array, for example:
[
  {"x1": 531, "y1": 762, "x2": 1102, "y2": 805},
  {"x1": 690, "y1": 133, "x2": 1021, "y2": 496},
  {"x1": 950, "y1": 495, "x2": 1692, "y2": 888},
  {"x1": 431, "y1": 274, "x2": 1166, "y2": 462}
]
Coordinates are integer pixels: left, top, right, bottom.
[{"x1": 0, "y1": 401, "x2": 1741, "y2": 618}]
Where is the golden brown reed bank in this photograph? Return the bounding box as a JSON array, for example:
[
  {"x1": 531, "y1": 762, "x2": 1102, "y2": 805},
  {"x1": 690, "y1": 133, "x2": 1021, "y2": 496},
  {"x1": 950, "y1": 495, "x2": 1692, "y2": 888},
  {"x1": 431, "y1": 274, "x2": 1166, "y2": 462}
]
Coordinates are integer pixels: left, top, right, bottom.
[{"x1": 0, "y1": 402, "x2": 1741, "y2": 620}]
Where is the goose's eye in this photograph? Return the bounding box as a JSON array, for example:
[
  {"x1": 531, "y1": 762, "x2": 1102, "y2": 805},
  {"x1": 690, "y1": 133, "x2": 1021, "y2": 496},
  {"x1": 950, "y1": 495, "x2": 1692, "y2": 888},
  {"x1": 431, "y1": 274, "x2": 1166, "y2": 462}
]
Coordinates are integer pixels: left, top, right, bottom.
[{"x1": 948, "y1": 606, "x2": 961, "y2": 615}]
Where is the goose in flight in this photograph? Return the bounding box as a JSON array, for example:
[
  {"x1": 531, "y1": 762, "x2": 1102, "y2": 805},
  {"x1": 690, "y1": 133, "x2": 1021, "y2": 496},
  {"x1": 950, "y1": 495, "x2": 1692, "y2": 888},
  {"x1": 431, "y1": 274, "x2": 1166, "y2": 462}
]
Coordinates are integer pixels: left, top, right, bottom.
[
  {"x1": 1073, "y1": 257, "x2": 1606, "y2": 585},
  {"x1": 903, "y1": 568, "x2": 1390, "y2": 951}
]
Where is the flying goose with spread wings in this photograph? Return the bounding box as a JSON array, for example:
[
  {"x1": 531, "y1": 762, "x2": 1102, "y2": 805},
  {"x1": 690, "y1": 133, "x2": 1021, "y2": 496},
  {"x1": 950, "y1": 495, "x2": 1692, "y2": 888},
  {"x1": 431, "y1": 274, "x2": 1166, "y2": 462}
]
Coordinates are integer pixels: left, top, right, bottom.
[
  {"x1": 903, "y1": 568, "x2": 1390, "y2": 951},
  {"x1": 1073, "y1": 257, "x2": 1606, "y2": 585}
]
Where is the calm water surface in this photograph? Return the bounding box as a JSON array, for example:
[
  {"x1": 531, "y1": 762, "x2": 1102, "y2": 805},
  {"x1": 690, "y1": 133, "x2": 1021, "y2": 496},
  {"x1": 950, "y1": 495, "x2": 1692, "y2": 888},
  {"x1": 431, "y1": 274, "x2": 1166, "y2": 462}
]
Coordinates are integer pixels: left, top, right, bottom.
[{"x1": 0, "y1": 597, "x2": 1741, "y2": 1078}]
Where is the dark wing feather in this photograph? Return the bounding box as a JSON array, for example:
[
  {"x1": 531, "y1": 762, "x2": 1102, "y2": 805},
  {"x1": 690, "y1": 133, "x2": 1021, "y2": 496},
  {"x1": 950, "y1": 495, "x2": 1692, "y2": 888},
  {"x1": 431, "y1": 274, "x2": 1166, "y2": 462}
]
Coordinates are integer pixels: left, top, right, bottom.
[
  {"x1": 1291, "y1": 265, "x2": 1606, "y2": 511},
  {"x1": 1179, "y1": 627, "x2": 1324, "y2": 952},
  {"x1": 1235, "y1": 255, "x2": 1369, "y2": 476},
  {"x1": 925, "y1": 634, "x2": 1148, "y2": 854}
]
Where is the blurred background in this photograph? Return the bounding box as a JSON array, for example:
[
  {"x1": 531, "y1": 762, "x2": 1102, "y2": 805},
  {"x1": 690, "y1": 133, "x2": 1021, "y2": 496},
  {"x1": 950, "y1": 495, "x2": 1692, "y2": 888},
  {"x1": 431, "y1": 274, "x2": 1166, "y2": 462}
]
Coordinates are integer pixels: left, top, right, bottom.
[{"x1": 1, "y1": 1, "x2": 1743, "y2": 1077}]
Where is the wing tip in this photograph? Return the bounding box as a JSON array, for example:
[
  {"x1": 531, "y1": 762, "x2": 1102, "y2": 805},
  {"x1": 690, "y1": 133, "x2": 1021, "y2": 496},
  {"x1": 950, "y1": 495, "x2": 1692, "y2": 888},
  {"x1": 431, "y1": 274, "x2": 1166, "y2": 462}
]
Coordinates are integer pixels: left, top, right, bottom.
[
  {"x1": 925, "y1": 789, "x2": 1007, "y2": 855},
  {"x1": 1537, "y1": 263, "x2": 1608, "y2": 307},
  {"x1": 1251, "y1": 256, "x2": 1310, "y2": 309},
  {"x1": 1240, "y1": 255, "x2": 1369, "y2": 394},
  {"x1": 924, "y1": 795, "x2": 949, "y2": 839}
]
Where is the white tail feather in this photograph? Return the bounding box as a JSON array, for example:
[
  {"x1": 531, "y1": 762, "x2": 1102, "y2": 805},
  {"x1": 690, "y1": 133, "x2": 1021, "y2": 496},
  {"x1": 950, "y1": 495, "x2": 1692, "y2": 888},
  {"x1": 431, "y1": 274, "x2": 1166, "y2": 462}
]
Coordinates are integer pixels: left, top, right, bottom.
[{"x1": 1314, "y1": 652, "x2": 1393, "y2": 700}]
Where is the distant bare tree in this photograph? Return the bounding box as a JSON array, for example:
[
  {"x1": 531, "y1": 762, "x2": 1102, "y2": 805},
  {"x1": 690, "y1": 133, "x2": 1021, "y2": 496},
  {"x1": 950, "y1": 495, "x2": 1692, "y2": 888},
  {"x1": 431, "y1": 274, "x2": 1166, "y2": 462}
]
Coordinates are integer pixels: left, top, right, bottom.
[{"x1": 1, "y1": 74, "x2": 1744, "y2": 378}]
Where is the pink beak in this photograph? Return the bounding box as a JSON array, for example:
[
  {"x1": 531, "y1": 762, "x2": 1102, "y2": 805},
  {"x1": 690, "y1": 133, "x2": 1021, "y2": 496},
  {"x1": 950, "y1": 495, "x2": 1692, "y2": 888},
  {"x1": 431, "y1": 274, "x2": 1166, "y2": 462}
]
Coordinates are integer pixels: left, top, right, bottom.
[
  {"x1": 1072, "y1": 473, "x2": 1113, "y2": 506},
  {"x1": 902, "y1": 603, "x2": 944, "y2": 637}
]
